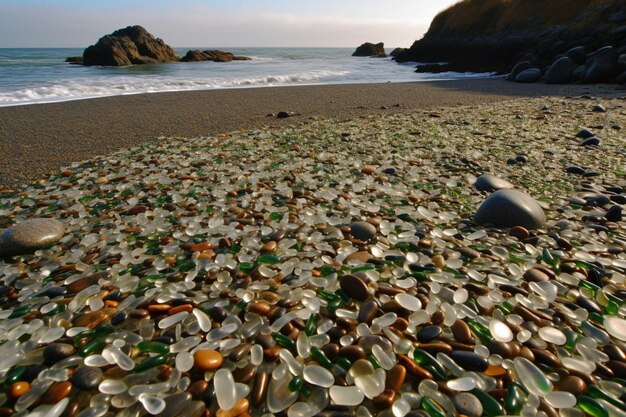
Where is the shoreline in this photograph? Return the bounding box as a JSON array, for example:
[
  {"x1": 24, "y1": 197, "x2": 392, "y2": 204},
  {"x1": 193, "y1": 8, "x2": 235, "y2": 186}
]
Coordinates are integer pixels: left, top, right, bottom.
[{"x1": 0, "y1": 78, "x2": 623, "y2": 189}]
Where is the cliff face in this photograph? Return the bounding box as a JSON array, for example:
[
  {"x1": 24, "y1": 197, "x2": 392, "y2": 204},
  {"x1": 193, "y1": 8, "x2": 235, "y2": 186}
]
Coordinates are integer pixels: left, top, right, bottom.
[{"x1": 396, "y1": 0, "x2": 626, "y2": 73}]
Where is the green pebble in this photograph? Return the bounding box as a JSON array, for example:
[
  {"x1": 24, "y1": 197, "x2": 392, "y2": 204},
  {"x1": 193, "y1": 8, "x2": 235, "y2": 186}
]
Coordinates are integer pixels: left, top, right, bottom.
[
  {"x1": 471, "y1": 388, "x2": 505, "y2": 417},
  {"x1": 335, "y1": 357, "x2": 351, "y2": 371},
  {"x1": 304, "y1": 314, "x2": 319, "y2": 336},
  {"x1": 44, "y1": 304, "x2": 66, "y2": 316},
  {"x1": 467, "y1": 320, "x2": 494, "y2": 343},
  {"x1": 505, "y1": 382, "x2": 526, "y2": 415},
  {"x1": 257, "y1": 254, "x2": 281, "y2": 265},
  {"x1": 133, "y1": 354, "x2": 168, "y2": 373},
  {"x1": 288, "y1": 377, "x2": 303, "y2": 392},
  {"x1": 422, "y1": 397, "x2": 446, "y2": 417},
  {"x1": 311, "y1": 347, "x2": 332, "y2": 368},
  {"x1": 272, "y1": 333, "x2": 296, "y2": 353},
  {"x1": 588, "y1": 385, "x2": 626, "y2": 412},
  {"x1": 6, "y1": 366, "x2": 26, "y2": 384},
  {"x1": 78, "y1": 340, "x2": 105, "y2": 357},
  {"x1": 577, "y1": 395, "x2": 609, "y2": 417},
  {"x1": 413, "y1": 349, "x2": 447, "y2": 379},
  {"x1": 8, "y1": 305, "x2": 30, "y2": 319},
  {"x1": 136, "y1": 341, "x2": 169, "y2": 355}
]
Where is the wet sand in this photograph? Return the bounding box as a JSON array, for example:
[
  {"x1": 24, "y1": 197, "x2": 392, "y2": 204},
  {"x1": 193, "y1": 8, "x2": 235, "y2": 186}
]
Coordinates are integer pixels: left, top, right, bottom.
[{"x1": 0, "y1": 78, "x2": 622, "y2": 188}]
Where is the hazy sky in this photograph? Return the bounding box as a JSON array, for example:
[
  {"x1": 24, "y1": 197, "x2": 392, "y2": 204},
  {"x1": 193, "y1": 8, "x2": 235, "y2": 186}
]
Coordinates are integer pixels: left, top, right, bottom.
[{"x1": 0, "y1": 0, "x2": 459, "y2": 48}]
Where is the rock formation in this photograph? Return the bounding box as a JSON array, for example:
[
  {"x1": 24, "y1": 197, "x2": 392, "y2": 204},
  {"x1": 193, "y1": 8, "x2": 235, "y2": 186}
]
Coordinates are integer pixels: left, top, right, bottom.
[
  {"x1": 180, "y1": 50, "x2": 251, "y2": 63},
  {"x1": 83, "y1": 26, "x2": 179, "y2": 66},
  {"x1": 352, "y1": 42, "x2": 386, "y2": 58},
  {"x1": 395, "y1": 0, "x2": 626, "y2": 82}
]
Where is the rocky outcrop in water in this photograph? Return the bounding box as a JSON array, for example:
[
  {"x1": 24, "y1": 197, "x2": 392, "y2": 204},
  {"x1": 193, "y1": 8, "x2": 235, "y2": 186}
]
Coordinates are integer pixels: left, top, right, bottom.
[
  {"x1": 83, "y1": 26, "x2": 179, "y2": 66},
  {"x1": 180, "y1": 50, "x2": 251, "y2": 63},
  {"x1": 352, "y1": 42, "x2": 386, "y2": 58},
  {"x1": 395, "y1": 0, "x2": 626, "y2": 82}
]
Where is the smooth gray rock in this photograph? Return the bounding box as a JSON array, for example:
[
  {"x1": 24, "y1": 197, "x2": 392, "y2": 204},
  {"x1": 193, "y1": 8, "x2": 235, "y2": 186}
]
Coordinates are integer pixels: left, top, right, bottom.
[
  {"x1": 545, "y1": 56, "x2": 574, "y2": 84},
  {"x1": 475, "y1": 189, "x2": 546, "y2": 229},
  {"x1": 348, "y1": 221, "x2": 377, "y2": 242},
  {"x1": 566, "y1": 46, "x2": 586, "y2": 65},
  {"x1": 475, "y1": 175, "x2": 514, "y2": 192},
  {"x1": 0, "y1": 218, "x2": 65, "y2": 257},
  {"x1": 71, "y1": 367, "x2": 103, "y2": 390},
  {"x1": 508, "y1": 61, "x2": 533, "y2": 81},
  {"x1": 585, "y1": 46, "x2": 619, "y2": 83},
  {"x1": 515, "y1": 68, "x2": 541, "y2": 83},
  {"x1": 580, "y1": 136, "x2": 600, "y2": 146},
  {"x1": 453, "y1": 393, "x2": 483, "y2": 417},
  {"x1": 576, "y1": 128, "x2": 595, "y2": 139}
]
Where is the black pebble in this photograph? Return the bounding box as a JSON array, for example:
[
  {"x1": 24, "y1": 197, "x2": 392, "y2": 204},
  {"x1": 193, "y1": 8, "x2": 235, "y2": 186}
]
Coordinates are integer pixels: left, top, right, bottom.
[
  {"x1": 605, "y1": 205, "x2": 623, "y2": 222},
  {"x1": 417, "y1": 325, "x2": 442, "y2": 342},
  {"x1": 43, "y1": 343, "x2": 76, "y2": 364},
  {"x1": 72, "y1": 366, "x2": 103, "y2": 390}
]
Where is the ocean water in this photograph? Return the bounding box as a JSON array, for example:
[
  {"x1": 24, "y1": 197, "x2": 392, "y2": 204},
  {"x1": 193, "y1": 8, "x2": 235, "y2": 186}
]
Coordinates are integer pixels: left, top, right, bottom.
[{"x1": 0, "y1": 47, "x2": 492, "y2": 107}]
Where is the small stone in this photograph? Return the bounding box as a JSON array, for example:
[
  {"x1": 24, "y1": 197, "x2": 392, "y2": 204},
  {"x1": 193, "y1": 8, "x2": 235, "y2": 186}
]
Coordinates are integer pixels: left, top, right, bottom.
[
  {"x1": 71, "y1": 367, "x2": 103, "y2": 390},
  {"x1": 580, "y1": 137, "x2": 600, "y2": 146},
  {"x1": 565, "y1": 166, "x2": 586, "y2": 175},
  {"x1": 43, "y1": 343, "x2": 76, "y2": 364},
  {"x1": 524, "y1": 268, "x2": 550, "y2": 282},
  {"x1": 361, "y1": 165, "x2": 376, "y2": 175},
  {"x1": 554, "y1": 376, "x2": 587, "y2": 396},
  {"x1": 0, "y1": 218, "x2": 65, "y2": 257},
  {"x1": 43, "y1": 381, "x2": 73, "y2": 404},
  {"x1": 340, "y1": 274, "x2": 369, "y2": 301},
  {"x1": 276, "y1": 111, "x2": 290, "y2": 118},
  {"x1": 451, "y1": 320, "x2": 475, "y2": 344},
  {"x1": 453, "y1": 392, "x2": 483, "y2": 417},
  {"x1": 193, "y1": 349, "x2": 223, "y2": 371},
  {"x1": 604, "y1": 316, "x2": 626, "y2": 341},
  {"x1": 576, "y1": 129, "x2": 595, "y2": 139},
  {"x1": 605, "y1": 205, "x2": 623, "y2": 222},
  {"x1": 509, "y1": 226, "x2": 530, "y2": 240},
  {"x1": 10, "y1": 381, "x2": 30, "y2": 398},
  {"x1": 515, "y1": 154, "x2": 528, "y2": 163},
  {"x1": 593, "y1": 104, "x2": 606, "y2": 112},
  {"x1": 474, "y1": 175, "x2": 514, "y2": 192},
  {"x1": 474, "y1": 189, "x2": 546, "y2": 229},
  {"x1": 348, "y1": 221, "x2": 377, "y2": 242},
  {"x1": 417, "y1": 325, "x2": 442, "y2": 342},
  {"x1": 450, "y1": 351, "x2": 488, "y2": 372}
]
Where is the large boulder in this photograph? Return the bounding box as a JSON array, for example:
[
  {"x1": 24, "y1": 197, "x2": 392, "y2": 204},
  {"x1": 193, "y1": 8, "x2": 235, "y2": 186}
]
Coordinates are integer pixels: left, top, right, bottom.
[
  {"x1": 390, "y1": 48, "x2": 407, "y2": 58},
  {"x1": 508, "y1": 61, "x2": 533, "y2": 80},
  {"x1": 352, "y1": 42, "x2": 386, "y2": 58},
  {"x1": 565, "y1": 46, "x2": 586, "y2": 65},
  {"x1": 545, "y1": 56, "x2": 575, "y2": 84},
  {"x1": 180, "y1": 50, "x2": 251, "y2": 63},
  {"x1": 83, "y1": 26, "x2": 179, "y2": 66},
  {"x1": 584, "y1": 46, "x2": 619, "y2": 83},
  {"x1": 515, "y1": 68, "x2": 542, "y2": 83}
]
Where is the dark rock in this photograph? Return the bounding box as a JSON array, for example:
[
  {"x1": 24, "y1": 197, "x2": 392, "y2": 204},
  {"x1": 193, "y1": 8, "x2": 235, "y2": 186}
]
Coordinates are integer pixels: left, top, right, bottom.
[
  {"x1": 352, "y1": 42, "x2": 386, "y2": 58},
  {"x1": 0, "y1": 218, "x2": 65, "y2": 257},
  {"x1": 450, "y1": 351, "x2": 489, "y2": 372},
  {"x1": 348, "y1": 221, "x2": 377, "y2": 242},
  {"x1": 83, "y1": 26, "x2": 179, "y2": 66},
  {"x1": 71, "y1": 367, "x2": 103, "y2": 390},
  {"x1": 417, "y1": 325, "x2": 442, "y2": 342},
  {"x1": 340, "y1": 275, "x2": 369, "y2": 301},
  {"x1": 605, "y1": 205, "x2": 623, "y2": 222},
  {"x1": 180, "y1": 50, "x2": 251, "y2": 63},
  {"x1": 515, "y1": 68, "x2": 541, "y2": 83},
  {"x1": 65, "y1": 56, "x2": 83, "y2": 64},
  {"x1": 580, "y1": 137, "x2": 600, "y2": 146},
  {"x1": 474, "y1": 175, "x2": 514, "y2": 192},
  {"x1": 584, "y1": 46, "x2": 619, "y2": 83},
  {"x1": 566, "y1": 166, "x2": 586, "y2": 175},
  {"x1": 453, "y1": 393, "x2": 483, "y2": 417},
  {"x1": 390, "y1": 48, "x2": 407, "y2": 58},
  {"x1": 475, "y1": 189, "x2": 546, "y2": 229},
  {"x1": 43, "y1": 343, "x2": 76, "y2": 364},
  {"x1": 545, "y1": 56, "x2": 574, "y2": 84},
  {"x1": 508, "y1": 61, "x2": 533, "y2": 80},
  {"x1": 593, "y1": 104, "x2": 607, "y2": 112},
  {"x1": 276, "y1": 111, "x2": 291, "y2": 119},
  {"x1": 515, "y1": 154, "x2": 529, "y2": 163},
  {"x1": 566, "y1": 46, "x2": 586, "y2": 65},
  {"x1": 576, "y1": 128, "x2": 595, "y2": 139}
]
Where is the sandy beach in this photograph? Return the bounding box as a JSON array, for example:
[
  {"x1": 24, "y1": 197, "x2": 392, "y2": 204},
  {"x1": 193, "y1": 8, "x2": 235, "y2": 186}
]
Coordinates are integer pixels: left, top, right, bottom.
[{"x1": 0, "y1": 78, "x2": 623, "y2": 189}]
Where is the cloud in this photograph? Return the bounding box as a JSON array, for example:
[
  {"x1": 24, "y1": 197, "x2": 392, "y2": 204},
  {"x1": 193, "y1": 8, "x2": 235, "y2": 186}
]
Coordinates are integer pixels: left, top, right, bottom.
[{"x1": 0, "y1": 1, "x2": 445, "y2": 47}]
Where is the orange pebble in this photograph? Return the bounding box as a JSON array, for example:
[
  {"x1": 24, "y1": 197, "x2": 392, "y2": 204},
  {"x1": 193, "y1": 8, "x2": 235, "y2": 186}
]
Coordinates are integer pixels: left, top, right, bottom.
[
  {"x1": 216, "y1": 399, "x2": 250, "y2": 417},
  {"x1": 485, "y1": 364, "x2": 507, "y2": 377},
  {"x1": 164, "y1": 256, "x2": 176, "y2": 266},
  {"x1": 43, "y1": 381, "x2": 72, "y2": 404},
  {"x1": 147, "y1": 304, "x2": 172, "y2": 313},
  {"x1": 168, "y1": 304, "x2": 193, "y2": 315},
  {"x1": 104, "y1": 300, "x2": 119, "y2": 308},
  {"x1": 190, "y1": 242, "x2": 212, "y2": 252},
  {"x1": 10, "y1": 381, "x2": 30, "y2": 398},
  {"x1": 193, "y1": 349, "x2": 223, "y2": 371}
]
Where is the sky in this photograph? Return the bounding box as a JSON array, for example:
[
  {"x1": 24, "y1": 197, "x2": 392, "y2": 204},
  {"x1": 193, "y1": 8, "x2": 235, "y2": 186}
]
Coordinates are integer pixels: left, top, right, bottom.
[{"x1": 0, "y1": 0, "x2": 459, "y2": 48}]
